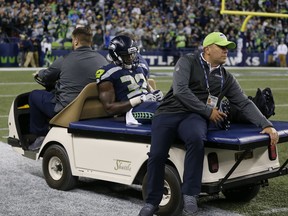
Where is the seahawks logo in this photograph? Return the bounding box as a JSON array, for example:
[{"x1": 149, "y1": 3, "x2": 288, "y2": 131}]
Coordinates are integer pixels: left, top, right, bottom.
[{"x1": 132, "y1": 112, "x2": 154, "y2": 119}]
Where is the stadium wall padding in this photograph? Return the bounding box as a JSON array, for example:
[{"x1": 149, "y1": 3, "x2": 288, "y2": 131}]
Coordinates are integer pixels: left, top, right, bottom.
[{"x1": 0, "y1": 43, "x2": 280, "y2": 67}]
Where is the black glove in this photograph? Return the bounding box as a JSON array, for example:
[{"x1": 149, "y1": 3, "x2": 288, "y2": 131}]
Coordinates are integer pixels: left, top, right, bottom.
[{"x1": 217, "y1": 99, "x2": 231, "y2": 130}]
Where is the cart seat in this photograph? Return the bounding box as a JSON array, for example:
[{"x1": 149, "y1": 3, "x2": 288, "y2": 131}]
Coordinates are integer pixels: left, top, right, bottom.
[
  {"x1": 68, "y1": 118, "x2": 288, "y2": 151},
  {"x1": 49, "y1": 79, "x2": 157, "y2": 128}
]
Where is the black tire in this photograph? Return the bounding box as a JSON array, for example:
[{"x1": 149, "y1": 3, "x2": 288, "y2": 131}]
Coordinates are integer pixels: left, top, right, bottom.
[
  {"x1": 142, "y1": 165, "x2": 182, "y2": 216},
  {"x1": 222, "y1": 184, "x2": 260, "y2": 202},
  {"x1": 42, "y1": 144, "x2": 78, "y2": 191}
]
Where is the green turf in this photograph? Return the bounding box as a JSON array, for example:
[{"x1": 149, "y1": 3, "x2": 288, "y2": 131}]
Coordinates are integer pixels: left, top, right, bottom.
[{"x1": 1, "y1": 68, "x2": 288, "y2": 215}]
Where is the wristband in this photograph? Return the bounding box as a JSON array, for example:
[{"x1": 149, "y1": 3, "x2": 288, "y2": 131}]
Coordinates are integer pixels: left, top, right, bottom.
[{"x1": 129, "y1": 96, "x2": 142, "y2": 107}]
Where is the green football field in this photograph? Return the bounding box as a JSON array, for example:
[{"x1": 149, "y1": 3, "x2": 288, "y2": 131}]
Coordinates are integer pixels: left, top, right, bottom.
[{"x1": 1, "y1": 67, "x2": 288, "y2": 215}]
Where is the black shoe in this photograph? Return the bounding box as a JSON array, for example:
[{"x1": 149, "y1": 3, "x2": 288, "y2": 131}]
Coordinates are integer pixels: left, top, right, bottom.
[
  {"x1": 22, "y1": 134, "x2": 38, "y2": 150},
  {"x1": 182, "y1": 209, "x2": 198, "y2": 216},
  {"x1": 182, "y1": 195, "x2": 198, "y2": 216},
  {"x1": 28, "y1": 136, "x2": 45, "y2": 151},
  {"x1": 138, "y1": 203, "x2": 158, "y2": 216}
]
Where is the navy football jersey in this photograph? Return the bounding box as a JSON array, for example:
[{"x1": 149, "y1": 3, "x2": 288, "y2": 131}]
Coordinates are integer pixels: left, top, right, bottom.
[{"x1": 96, "y1": 63, "x2": 149, "y2": 102}]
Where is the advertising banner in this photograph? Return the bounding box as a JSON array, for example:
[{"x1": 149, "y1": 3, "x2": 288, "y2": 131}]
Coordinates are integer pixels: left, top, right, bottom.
[
  {"x1": 0, "y1": 43, "x2": 19, "y2": 67},
  {"x1": 0, "y1": 43, "x2": 282, "y2": 67}
]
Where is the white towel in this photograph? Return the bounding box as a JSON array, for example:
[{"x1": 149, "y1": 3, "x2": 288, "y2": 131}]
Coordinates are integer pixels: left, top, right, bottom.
[{"x1": 125, "y1": 108, "x2": 141, "y2": 125}]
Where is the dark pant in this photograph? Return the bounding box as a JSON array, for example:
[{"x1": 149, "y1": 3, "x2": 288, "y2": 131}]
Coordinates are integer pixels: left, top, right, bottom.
[
  {"x1": 29, "y1": 90, "x2": 57, "y2": 136},
  {"x1": 132, "y1": 101, "x2": 160, "y2": 124},
  {"x1": 145, "y1": 113, "x2": 207, "y2": 206}
]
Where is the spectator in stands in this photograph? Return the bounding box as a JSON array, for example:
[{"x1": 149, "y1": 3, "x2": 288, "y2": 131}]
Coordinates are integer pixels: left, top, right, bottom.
[
  {"x1": 47, "y1": 15, "x2": 58, "y2": 39},
  {"x1": 175, "y1": 30, "x2": 186, "y2": 49},
  {"x1": 1, "y1": 0, "x2": 288, "y2": 65},
  {"x1": 55, "y1": 16, "x2": 70, "y2": 44},
  {"x1": 141, "y1": 26, "x2": 154, "y2": 51},
  {"x1": 28, "y1": 27, "x2": 108, "y2": 151},
  {"x1": 103, "y1": 30, "x2": 111, "y2": 49},
  {"x1": 93, "y1": 27, "x2": 104, "y2": 50},
  {"x1": 40, "y1": 36, "x2": 52, "y2": 67},
  {"x1": 68, "y1": 8, "x2": 79, "y2": 26},
  {"x1": 23, "y1": 37, "x2": 36, "y2": 68},
  {"x1": 0, "y1": 26, "x2": 9, "y2": 43},
  {"x1": 277, "y1": 39, "x2": 288, "y2": 67},
  {"x1": 163, "y1": 32, "x2": 174, "y2": 50},
  {"x1": 32, "y1": 37, "x2": 40, "y2": 67},
  {"x1": 265, "y1": 41, "x2": 276, "y2": 66},
  {"x1": 18, "y1": 34, "x2": 27, "y2": 67},
  {"x1": 131, "y1": 2, "x2": 141, "y2": 19}
]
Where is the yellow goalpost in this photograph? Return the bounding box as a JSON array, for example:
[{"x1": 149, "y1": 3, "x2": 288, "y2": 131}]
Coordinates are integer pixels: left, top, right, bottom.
[
  {"x1": 221, "y1": 0, "x2": 288, "y2": 32},
  {"x1": 220, "y1": 0, "x2": 288, "y2": 66}
]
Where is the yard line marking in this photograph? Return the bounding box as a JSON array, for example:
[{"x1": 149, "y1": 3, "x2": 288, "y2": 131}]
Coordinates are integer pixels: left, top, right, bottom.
[
  {"x1": 0, "y1": 67, "x2": 43, "y2": 71},
  {"x1": 233, "y1": 73, "x2": 288, "y2": 77},
  {"x1": 198, "y1": 205, "x2": 243, "y2": 216},
  {"x1": 259, "y1": 207, "x2": 288, "y2": 214},
  {"x1": 0, "y1": 115, "x2": 8, "y2": 118},
  {"x1": 154, "y1": 78, "x2": 288, "y2": 81},
  {"x1": 0, "y1": 82, "x2": 35, "y2": 85},
  {"x1": 237, "y1": 78, "x2": 288, "y2": 81},
  {"x1": 1, "y1": 79, "x2": 288, "y2": 85},
  {"x1": 0, "y1": 66, "x2": 287, "y2": 71},
  {"x1": 151, "y1": 71, "x2": 288, "y2": 78},
  {"x1": 0, "y1": 128, "x2": 8, "y2": 131},
  {"x1": 153, "y1": 79, "x2": 172, "y2": 81},
  {"x1": 0, "y1": 95, "x2": 17, "y2": 97},
  {"x1": 244, "y1": 87, "x2": 288, "y2": 91}
]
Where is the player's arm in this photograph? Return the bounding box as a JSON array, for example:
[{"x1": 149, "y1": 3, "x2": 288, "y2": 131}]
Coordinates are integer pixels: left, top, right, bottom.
[
  {"x1": 98, "y1": 81, "x2": 134, "y2": 115},
  {"x1": 98, "y1": 81, "x2": 157, "y2": 115},
  {"x1": 146, "y1": 78, "x2": 164, "y2": 101}
]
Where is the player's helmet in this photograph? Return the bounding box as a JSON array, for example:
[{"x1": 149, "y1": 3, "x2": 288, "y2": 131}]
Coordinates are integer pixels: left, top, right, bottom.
[{"x1": 108, "y1": 35, "x2": 139, "y2": 69}]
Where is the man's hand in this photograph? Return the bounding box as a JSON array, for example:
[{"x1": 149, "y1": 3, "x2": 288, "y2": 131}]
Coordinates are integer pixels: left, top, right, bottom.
[
  {"x1": 152, "y1": 90, "x2": 164, "y2": 101},
  {"x1": 130, "y1": 93, "x2": 158, "y2": 107},
  {"x1": 260, "y1": 127, "x2": 279, "y2": 145},
  {"x1": 140, "y1": 93, "x2": 157, "y2": 102},
  {"x1": 209, "y1": 108, "x2": 227, "y2": 123}
]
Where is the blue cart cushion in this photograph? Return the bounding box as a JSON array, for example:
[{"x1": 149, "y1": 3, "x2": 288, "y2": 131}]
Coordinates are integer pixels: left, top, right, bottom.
[
  {"x1": 69, "y1": 118, "x2": 152, "y2": 136},
  {"x1": 68, "y1": 118, "x2": 288, "y2": 149},
  {"x1": 207, "y1": 122, "x2": 288, "y2": 147}
]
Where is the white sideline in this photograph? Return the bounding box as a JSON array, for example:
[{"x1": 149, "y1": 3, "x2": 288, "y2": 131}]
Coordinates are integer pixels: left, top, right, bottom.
[
  {"x1": 1, "y1": 66, "x2": 288, "y2": 72},
  {"x1": 259, "y1": 207, "x2": 288, "y2": 214}
]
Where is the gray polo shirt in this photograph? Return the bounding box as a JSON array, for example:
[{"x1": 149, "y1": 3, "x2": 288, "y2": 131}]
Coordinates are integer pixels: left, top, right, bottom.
[{"x1": 38, "y1": 46, "x2": 108, "y2": 112}]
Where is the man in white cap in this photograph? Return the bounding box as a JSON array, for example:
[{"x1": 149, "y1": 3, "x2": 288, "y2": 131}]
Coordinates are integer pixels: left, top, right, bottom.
[
  {"x1": 276, "y1": 38, "x2": 288, "y2": 67},
  {"x1": 138, "y1": 32, "x2": 279, "y2": 216}
]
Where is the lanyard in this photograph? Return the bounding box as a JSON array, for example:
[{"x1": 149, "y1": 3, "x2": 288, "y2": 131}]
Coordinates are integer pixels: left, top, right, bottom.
[{"x1": 199, "y1": 57, "x2": 224, "y2": 96}]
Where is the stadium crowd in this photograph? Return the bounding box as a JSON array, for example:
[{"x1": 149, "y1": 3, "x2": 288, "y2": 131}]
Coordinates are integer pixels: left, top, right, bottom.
[{"x1": 0, "y1": 0, "x2": 288, "y2": 66}]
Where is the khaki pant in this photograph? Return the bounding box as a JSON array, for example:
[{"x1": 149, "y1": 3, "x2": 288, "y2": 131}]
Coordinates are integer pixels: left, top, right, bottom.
[
  {"x1": 24, "y1": 52, "x2": 36, "y2": 67},
  {"x1": 267, "y1": 55, "x2": 274, "y2": 64},
  {"x1": 34, "y1": 51, "x2": 39, "y2": 67},
  {"x1": 278, "y1": 54, "x2": 287, "y2": 67}
]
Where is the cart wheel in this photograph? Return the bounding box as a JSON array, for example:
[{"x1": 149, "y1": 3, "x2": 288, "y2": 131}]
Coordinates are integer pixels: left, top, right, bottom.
[
  {"x1": 142, "y1": 165, "x2": 182, "y2": 216},
  {"x1": 42, "y1": 144, "x2": 78, "y2": 191},
  {"x1": 222, "y1": 184, "x2": 260, "y2": 202}
]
